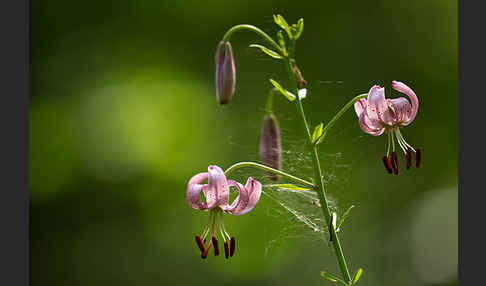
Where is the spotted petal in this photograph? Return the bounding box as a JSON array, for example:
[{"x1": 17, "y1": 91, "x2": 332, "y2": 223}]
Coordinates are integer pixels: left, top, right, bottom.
[
  {"x1": 224, "y1": 180, "x2": 250, "y2": 215},
  {"x1": 389, "y1": 97, "x2": 412, "y2": 124},
  {"x1": 359, "y1": 110, "x2": 385, "y2": 136},
  {"x1": 186, "y1": 172, "x2": 209, "y2": 210},
  {"x1": 206, "y1": 165, "x2": 230, "y2": 209},
  {"x1": 392, "y1": 81, "x2": 418, "y2": 126},
  {"x1": 354, "y1": 98, "x2": 367, "y2": 117},
  {"x1": 232, "y1": 177, "x2": 262, "y2": 215},
  {"x1": 366, "y1": 85, "x2": 389, "y2": 127}
]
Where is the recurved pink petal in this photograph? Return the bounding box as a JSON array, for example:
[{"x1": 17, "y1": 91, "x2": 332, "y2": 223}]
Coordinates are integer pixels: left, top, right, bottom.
[
  {"x1": 234, "y1": 177, "x2": 262, "y2": 215},
  {"x1": 389, "y1": 97, "x2": 412, "y2": 124},
  {"x1": 392, "y1": 81, "x2": 418, "y2": 126},
  {"x1": 224, "y1": 180, "x2": 250, "y2": 215},
  {"x1": 206, "y1": 165, "x2": 229, "y2": 210},
  {"x1": 187, "y1": 172, "x2": 209, "y2": 210},
  {"x1": 359, "y1": 111, "x2": 385, "y2": 136},
  {"x1": 366, "y1": 85, "x2": 388, "y2": 127},
  {"x1": 354, "y1": 98, "x2": 367, "y2": 117}
]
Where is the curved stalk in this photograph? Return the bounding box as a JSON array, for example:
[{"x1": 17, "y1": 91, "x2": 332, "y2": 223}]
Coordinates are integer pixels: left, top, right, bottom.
[
  {"x1": 285, "y1": 39, "x2": 352, "y2": 284},
  {"x1": 319, "y1": 93, "x2": 368, "y2": 143},
  {"x1": 224, "y1": 162, "x2": 314, "y2": 188},
  {"x1": 222, "y1": 24, "x2": 284, "y2": 55}
]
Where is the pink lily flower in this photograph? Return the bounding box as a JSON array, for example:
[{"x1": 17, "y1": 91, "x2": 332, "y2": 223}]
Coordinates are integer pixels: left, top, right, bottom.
[
  {"x1": 354, "y1": 81, "x2": 422, "y2": 174},
  {"x1": 187, "y1": 165, "x2": 262, "y2": 259}
]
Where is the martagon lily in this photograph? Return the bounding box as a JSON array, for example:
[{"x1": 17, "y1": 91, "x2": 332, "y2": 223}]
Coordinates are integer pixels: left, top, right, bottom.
[
  {"x1": 354, "y1": 81, "x2": 422, "y2": 174},
  {"x1": 187, "y1": 165, "x2": 262, "y2": 259}
]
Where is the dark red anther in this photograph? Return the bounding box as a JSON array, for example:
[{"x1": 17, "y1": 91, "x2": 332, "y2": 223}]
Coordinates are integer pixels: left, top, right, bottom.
[
  {"x1": 415, "y1": 148, "x2": 422, "y2": 168},
  {"x1": 195, "y1": 235, "x2": 205, "y2": 253},
  {"x1": 224, "y1": 241, "x2": 229, "y2": 259},
  {"x1": 406, "y1": 148, "x2": 412, "y2": 170},
  {"x1": 212, "y1": 236, "x2": 220, "y2": 256},
  {"x1": 230, "y1": 237, "x2": 236, "y2": 257},
  {"x1": 391, "y1": 152, "x2": 399, "y2": 175},
  {"x1": 201, "y1": 239, "x2": 212, "y2": 259},
  {"x1": 381, "y1": 155, "x2": 393, "y2": 174}
]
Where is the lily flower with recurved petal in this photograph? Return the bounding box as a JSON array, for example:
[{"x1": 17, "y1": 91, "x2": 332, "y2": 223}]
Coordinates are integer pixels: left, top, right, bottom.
[
  {"x1": 354, "y1": 81, "x2": 422, "y2": 175},
  {"x1": 187, "y1": 165, "x2": 262, "y2": 259}
]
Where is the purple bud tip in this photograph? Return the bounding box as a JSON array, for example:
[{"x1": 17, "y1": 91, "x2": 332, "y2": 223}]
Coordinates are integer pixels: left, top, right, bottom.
[
  {"x1": 215, "y1": 41, "x2": 236, "y2": 105},
  {"x1": 415, "y1": 148, "x2": 422, "y2": 168},
  {"x1": 259, "y1": 114, "x2": 282, "y2": 181},
  {"x1": 230, "y1": 237, "x2": 236, "y2": 257},
  {"x1": 211, "y1": 236, "x2": 220, "y2": 256}
]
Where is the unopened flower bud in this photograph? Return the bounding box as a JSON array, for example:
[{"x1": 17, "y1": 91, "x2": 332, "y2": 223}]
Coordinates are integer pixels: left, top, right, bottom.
[
  {"x1": 293, "y1": 65, "x2": 307, "y2": 89},
  {"x1": 215, "y1": 41, "x2": 236, "y2": 104},
  {"x1": 259, "y1": 114, "x2": 282, "y2": 181}
]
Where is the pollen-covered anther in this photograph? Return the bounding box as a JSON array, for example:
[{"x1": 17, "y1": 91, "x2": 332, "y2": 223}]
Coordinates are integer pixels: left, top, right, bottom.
[
  {"x1": 230, "y1": 237, "x2": 236, "y2": 257},
  {"x1": 212, "y1": 236, "x2": 220, "y2": 256},
  {"x1": 391, "y1": 152, "x2": 399, "y2": 175},
  {"x1": 224, "y1": 241, "x2": 229, "y2": 259},
  {"x1": 406, "y1": 148, "x2": 412, "y2": 170},
  {"x1": 415, "y1": 148, "x2": 422, "y2": 168},
  {"x1": 195, "y1": 235, "x2": 205, "y2": 253},
  {"x1": 381, "y1": 155, "x2": 393, "y2": 174}
]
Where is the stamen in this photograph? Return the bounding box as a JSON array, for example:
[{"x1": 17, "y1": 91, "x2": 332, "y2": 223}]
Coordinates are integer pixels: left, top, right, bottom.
[
  {"x1": 381, "y1": 155, "x2": 393, "y2": 174},
  {"x1": 195, "y1": 235, "x2": 205, "y2": 253},
  {"x1": 415, "y1": 148, "x2": 422, "y2": 168},
  {"x1": 224, "y1": 241, "x2": 229, "y2": 259},
  {"x1": 230, "y1": 237, "x2": 236, "y2": 257},
  {"x1": 201, "y1": 240, "x2": 213, "y2": 259},
  {"x1": 391, "y1": 152, "x2": 399, "y2": 175},
  {"x1": 406, "y1": 148, "x2": 412, "y2": 170},
  {"x1": 212, "y1": 236, "x2": 220, "y2": 256}
]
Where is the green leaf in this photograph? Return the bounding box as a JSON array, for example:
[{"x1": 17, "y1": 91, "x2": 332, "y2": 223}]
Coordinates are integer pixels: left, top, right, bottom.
[
  {"x1": 270, "y1": 184, "x2": 311, "y2": 191},
  {"x1": 276, "y1": 31, "x2": 287, "y2": 56},
  {"x1": 320, "y1": 271, "x2": 347, "y2": 285},
  {"x1": 269, "y1": 79, "x2": 295, "y2": 101},
  {"x1": 312, "y1": 123, "x2": 324, "y2": 144},
  {"x1": 293, "y1": 18, "x2": 304, "y2": 39},
  {"x1": 273, "y1": 14, "x2": 292, "y2": 38},
  {"x1": 352, "y1": 268, "x2": 363, "y2": 285},
  {"x1": 336, "y1": 205, "x2": 355, "y2": 231},
  {"x1": 249, "y1": 44, "x2": 283, "y2": 59}
]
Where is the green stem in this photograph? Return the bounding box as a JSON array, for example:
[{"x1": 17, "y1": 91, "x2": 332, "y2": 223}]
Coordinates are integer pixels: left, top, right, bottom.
[
  {"x1": 285, "y1": 39, "x2": 352, "y2": 284},
  {"x1": 265, "y1": 88, "x2": 278, "y2": 115},
  {"x1": 222, "y1": 24, "x2": 284, "y2": 55},
  {"x1": 318, "y1": 93, "x2": 368, "y2": 143},
  {"x1": 224, "y1": 162, "x2": 314, "y2": 188}
]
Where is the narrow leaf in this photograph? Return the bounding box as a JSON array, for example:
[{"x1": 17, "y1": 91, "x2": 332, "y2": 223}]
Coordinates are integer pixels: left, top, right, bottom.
[
  {"x1": 352, "y1": 268, "x2": 363, "y2": 285},
  {"x1": 294, "y1": 18, "x2": 304, "y2": 39},
  {"x1": 276, "y1": 31, "x2": 287, "y2": 55},
  {"x1": 270, "y1": 184, "x2": 311, "y2": 191},
  {"x1": 312, "y1": 123, "x2": 324, "y2": 144},
  {"x1": 249, "y1": 44, "x2": 283, "y2": 59},
  {"x1": 269, "y1": 79, "x2": 295, "y2": 101},
  {"x1": 273, "y1": 14, "x2": 292, "y2": 38},
  {"x1": 320, "y1": 271, "x2": 347, "y2": 285},
  {"x1": 336, "y1": 205, "x2": 355, "y2": 230},
  {"x1": 320, "y1": 271, "x2": 338, "y2": 282}
]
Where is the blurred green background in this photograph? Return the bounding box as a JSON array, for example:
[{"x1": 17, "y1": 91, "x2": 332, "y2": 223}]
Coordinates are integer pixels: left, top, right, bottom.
[{"x1": 30, "y1": 1, "x2": 457, "y2": 285}]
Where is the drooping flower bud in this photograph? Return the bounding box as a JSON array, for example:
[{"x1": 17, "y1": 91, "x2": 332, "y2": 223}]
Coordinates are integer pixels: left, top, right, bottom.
[
  {"x1": 215, "y1": 41, "x2": 236, "y2": 104},
  {"x1": 259, "y1": 114, "x2": 282, "y2": 181}
]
